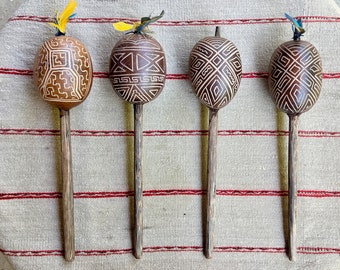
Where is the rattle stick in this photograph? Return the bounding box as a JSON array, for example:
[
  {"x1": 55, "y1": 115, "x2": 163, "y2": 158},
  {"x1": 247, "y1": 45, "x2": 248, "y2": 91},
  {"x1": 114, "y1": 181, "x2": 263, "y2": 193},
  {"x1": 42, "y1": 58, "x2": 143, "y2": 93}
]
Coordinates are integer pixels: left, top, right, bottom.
[
  {"x1": 189, "y1": 26, "x2": 242, "y2": 258},
  {"x1": 268, "y1": 14, "x2": 322, "y2": 261},
  {"x1": 109, "y1": 11, "x2": 166, "y2": 258},
  {"x1": 33, "y1": 0, "x2": 93, "y2": 261}
]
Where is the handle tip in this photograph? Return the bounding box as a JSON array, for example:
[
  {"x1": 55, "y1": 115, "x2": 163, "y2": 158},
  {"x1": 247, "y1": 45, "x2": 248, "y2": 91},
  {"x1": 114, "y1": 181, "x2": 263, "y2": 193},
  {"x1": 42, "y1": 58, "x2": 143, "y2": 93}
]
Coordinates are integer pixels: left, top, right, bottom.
[
  {"x1": 288, "y1": 248, "x2": 296, "y2": 262},
  {"x1": 205, "y1": 242, "x2": 213, "y2": 259},
  {"x1": 134, "y1": 249, "x2": 142, "y2": 259},
  {"x1": 64, "y1": 252, "x2": 75, "y2": 262}
]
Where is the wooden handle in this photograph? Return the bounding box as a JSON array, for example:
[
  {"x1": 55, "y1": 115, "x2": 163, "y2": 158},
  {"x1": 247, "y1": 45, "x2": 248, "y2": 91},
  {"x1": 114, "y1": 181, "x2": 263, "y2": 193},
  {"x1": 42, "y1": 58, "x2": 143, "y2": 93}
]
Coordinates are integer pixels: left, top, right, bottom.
[
  {"x1": 205, "y1": 108, "x2": 218, "y2": 259},
  {"x1": 288, "y1": 114, "x2": 299, "y2": 261},
  {"x1": 134, "y1": 104, "x2": 143, "y2": 259},
  {"x1": 60, "y1": 109, "x2": 75, "y2": 262}
]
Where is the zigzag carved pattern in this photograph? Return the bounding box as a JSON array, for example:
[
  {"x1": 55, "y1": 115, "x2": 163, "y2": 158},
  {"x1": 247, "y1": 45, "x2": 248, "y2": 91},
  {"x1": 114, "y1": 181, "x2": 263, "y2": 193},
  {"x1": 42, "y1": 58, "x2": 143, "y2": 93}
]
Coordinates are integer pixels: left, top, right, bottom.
[
  {"x1": 109, "y1": 34, "x2": 166, "y2": 104},
  {"x1": 268, "y1": 40, "x2": 322, "y2": 115},
  {"x1": 189, "y1": 37, "x2": 242, "y2": 109},
  {"x1": 33, "y1": 36, "x2": 93, "y2": 110}
]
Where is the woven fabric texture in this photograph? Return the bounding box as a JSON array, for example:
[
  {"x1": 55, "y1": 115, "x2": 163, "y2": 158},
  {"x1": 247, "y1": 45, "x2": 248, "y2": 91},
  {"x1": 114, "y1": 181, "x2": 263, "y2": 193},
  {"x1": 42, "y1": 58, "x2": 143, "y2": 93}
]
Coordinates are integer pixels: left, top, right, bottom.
[{"x1": 0, "y1": 0, "x2": 339, "y2": 269}]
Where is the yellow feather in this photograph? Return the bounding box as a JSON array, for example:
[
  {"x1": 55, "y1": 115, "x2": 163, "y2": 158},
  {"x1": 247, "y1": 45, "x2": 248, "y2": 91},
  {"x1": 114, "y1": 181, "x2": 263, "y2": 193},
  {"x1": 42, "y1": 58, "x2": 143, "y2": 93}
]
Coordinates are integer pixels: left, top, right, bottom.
[
  {"x1": 113, "y1": 21, "x2": 135, "y2": 31},
  {"x1": 59, "y1": 0, "x2": 76, "y2": 20},
  {"x1": 52, "y1": 0, "x2": 77, "y2": 34}
]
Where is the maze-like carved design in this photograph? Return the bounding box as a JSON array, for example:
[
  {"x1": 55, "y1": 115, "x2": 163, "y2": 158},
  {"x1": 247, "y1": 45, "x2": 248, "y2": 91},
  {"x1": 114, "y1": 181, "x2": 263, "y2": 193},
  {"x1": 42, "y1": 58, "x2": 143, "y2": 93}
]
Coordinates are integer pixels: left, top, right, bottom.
[
  {"x1": 33, "y1": 36, "x2": 93, "y2": 110},
  {"x1": 189, "y1": 37, "x2": 242, "y2": 110},
  {"x1": 109, "y1": 34, "x2": 166, "y2": 104},
  {"x1": 268, "y1": 40, "x2": 322, "y2": 115}
]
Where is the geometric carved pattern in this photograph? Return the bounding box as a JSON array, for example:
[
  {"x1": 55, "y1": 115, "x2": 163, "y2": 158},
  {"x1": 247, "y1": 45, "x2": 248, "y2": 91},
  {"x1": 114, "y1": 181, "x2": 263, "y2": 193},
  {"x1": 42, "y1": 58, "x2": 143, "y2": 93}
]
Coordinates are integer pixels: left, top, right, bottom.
[
  {"x1": 268, "y1": 40, "x2": 322, "y2": 115},
  {"x1": 189, "y1": 37, "x2": 242, "y2": 110},
  {"x1": 109, "y1": 34, "x2": 166, "y2": 104},
  {"x1": 33, "y1": 36, "x2": 93, "y2": 110}
]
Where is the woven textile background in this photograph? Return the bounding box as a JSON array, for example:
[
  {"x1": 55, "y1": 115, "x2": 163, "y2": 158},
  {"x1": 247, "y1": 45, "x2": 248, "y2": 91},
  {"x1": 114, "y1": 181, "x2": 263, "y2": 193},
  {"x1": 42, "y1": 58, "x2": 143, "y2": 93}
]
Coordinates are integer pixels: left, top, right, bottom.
[{"x1": 0, "y1": 0, "x2": 339, "y2": 269}]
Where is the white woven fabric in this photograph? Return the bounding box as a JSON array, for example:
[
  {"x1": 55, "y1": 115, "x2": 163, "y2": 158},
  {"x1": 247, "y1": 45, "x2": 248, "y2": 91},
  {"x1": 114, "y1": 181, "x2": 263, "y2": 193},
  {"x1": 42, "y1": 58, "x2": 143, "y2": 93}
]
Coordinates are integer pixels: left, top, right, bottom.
[{"x1": 0, "y1": 0, "x2": 339, "y2": 269}]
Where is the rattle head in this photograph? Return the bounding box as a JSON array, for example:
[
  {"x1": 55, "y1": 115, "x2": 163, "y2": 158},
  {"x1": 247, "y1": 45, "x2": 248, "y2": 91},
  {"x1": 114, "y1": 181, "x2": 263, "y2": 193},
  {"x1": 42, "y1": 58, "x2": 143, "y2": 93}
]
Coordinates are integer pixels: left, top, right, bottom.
[
  {"x1": 189, "y1": 36, "x2": 242, "y2": 110},
  {"x1": 109, "y1": 33, "x2": 166, "y2": 104},
  {"x1": 268, "y1": 40, "x2": 322, "y2": 115},
  {"x1": 33, "y1": 36, "x2": 93, "y2": 110}
]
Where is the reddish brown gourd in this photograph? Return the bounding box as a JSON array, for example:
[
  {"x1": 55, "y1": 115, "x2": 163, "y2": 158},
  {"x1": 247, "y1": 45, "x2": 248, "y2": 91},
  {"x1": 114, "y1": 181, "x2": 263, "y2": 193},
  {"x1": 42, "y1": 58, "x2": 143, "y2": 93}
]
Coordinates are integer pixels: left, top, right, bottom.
[
  {"x1": 189, "y1": 34, "x2": 242, "y2": 110},
  {"x1": 268, "y1": 39, "x2": 322, "y2": 115},
  {"x1": 108, "y1": 12, "x2": 166, "y2": 259},
  {"x1": 268, "y1": 14, "x2": 322, "y2": 262},
  {"x1": 109, "y1": 33, "x2": 166, "y2": 104},
  {"x1": 189, "y1": 27, "x2": 242, "y2": 259}
]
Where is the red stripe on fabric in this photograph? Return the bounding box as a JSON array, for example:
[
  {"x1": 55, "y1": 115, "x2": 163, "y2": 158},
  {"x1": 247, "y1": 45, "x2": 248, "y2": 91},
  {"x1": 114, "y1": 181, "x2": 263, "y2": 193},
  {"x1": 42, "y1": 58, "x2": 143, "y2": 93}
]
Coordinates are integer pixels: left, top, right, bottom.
[
  {"x1": 75, "y1": 191, "x2": 133, "y2": 199},
  {"x1": 7, "y1": 15, "x2": 340, "y2": 25},
  {"x1": 1, "y1": 246, "x2": 339, "y2": 257},
  {"x1": 167, "y1": 74, "x2": 189, "y2": 80},
  {"x1": 1, "y1": 189, "x2": 339, "y2": 201},
  {"x1": 0, "y1": 69, "x2": 109, "y2": 78},
  {"x1": 76, "y1": 248, "x2": 132, "y2": 256},
  {"x1": 323, "y1": 72, "x2": 340, "y2": 79},
  {"x1": 0, "y1": 68, "x2": 33, "y2": 76},
  {"x1": 0, "y1": 128, "x2": 134, "y2": 137},
  {"x1": 0, "y1": 249, "x2": 62, "y2": 257},
  {"x1": 298, "y1": 190, "x2": 340, "y2": 198},
  {"x1": 297, "y1": 130, "x2": 340, "y2": 138},
  {"x1": 103, "y1": 73, "x2": 189, "y2": 80},
  {"x1": 0, "y1": 128, "x2": 60, "y2": 136},
  {"x1": 144, "y1": 189, "x2": 205, "y2": 197},
  {"x1": 8, "y1": 15, "x2": 52, "y2": 23},
  {"x1": 0, "y1": 192, "x2": 61, "y2": 200},
  {"x1": 1, "y1": 128, "x2": 340, "y2": 138},
  {"x1": 214, "y1": 246, "x2": 285, "y2": 253},
  {"x1": 242, "y1": 72, "x2": 268, "y2": 79},
  {"x1": 93, "y1": 72, "x2": 108, "y2": 78},
  {"x1": 217, "y1": 190, "x2": 288, "y2": 197},
  {"x1": 1, "y1": 68, "x2": 340, "y2": 80},
  {"x1": 143, "y1": 130, "x2": 206, "y2": 137},
  {"x1": 298, "y1": 247, "x2": 340, "y2": 255}
]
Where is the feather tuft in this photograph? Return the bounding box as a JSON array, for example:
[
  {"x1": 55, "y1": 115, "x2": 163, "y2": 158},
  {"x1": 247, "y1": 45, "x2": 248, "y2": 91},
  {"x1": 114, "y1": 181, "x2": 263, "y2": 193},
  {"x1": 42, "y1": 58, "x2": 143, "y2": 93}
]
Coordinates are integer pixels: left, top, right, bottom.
[{"x1": 49, "y1": 0, "x2": 77, "y2": 35}]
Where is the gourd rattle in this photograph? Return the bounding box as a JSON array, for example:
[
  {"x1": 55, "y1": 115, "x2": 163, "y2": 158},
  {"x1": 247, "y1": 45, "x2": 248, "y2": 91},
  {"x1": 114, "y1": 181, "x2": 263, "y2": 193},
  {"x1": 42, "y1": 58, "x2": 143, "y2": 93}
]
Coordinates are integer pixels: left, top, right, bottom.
[
  {"x1": 189, "y1": 27, "x2": 242, "y2": 258},
  {"x1": 268, "y1": 13, "x2": 322, "y2": 261},
  {"x1": 33, "y1": 0, "x2": 93, "y2": 261},
  {"x1": 109, "y1": 11, "x2": 166, "y2": 259}
]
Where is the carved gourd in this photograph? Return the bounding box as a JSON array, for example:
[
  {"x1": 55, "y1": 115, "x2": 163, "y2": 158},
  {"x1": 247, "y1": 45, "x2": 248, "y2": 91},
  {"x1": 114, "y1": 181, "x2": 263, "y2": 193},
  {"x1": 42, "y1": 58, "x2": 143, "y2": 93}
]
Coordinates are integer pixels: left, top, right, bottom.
[
  {"x1": 269, "y1": 40, "x2": 322, "y2": 115},
  {"x1": 268, "y1": 14, "x2": 322, "y2": 262},
  {"x1": 33, "y1": 36, "x2": 93, "y2": 110},
  {"x1": 109, "y1": 33, "x2": 166, "y2": 104},
  {"x1": 32, "y1": 0, "x2": 93, "y2": 262},
  {"x1": 189, "y1": 35, "x2": 242, "y2": 110},
  {"x1": 189, "y1": 27, "x2": 242, "y2": 259},
  {"x1": 108, "y1": 11, "x2": 166, "y2": 259}
]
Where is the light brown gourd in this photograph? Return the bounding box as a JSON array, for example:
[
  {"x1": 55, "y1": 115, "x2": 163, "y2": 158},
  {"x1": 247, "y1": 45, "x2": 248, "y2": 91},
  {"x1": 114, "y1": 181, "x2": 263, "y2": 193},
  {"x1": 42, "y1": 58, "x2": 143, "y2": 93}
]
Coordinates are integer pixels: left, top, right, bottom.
[
  {"x1": 34, "y1": 36, "x2": 93, "y2": 110},
  {"x1": 33, "y1": 35, "x2": 93, "y2": 262}
]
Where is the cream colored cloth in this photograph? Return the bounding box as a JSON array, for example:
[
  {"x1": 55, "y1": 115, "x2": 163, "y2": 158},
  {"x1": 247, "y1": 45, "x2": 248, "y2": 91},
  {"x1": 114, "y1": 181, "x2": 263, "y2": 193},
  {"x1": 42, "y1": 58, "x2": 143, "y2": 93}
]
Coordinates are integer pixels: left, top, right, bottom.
[{"x1": 0, "y1": 0, "x2": 340, "y2": 269}]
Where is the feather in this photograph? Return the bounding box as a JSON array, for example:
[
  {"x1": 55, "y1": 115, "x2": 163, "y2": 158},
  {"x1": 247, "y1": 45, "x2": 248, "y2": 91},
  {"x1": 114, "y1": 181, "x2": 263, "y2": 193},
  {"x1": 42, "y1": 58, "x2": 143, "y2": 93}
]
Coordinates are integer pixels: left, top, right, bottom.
[
  {"x1": 49, "y1": 0, "x2": 77, "y2": 34},
  {"x1": 284, "y1": 13, "x2": 304, "y2": 33},
  {"x1": 113, "y1": 10, "x2": 164, "y2": 34},
  {"x1": 113, "y1": 21, "x2": 135, "y2": 32}
]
